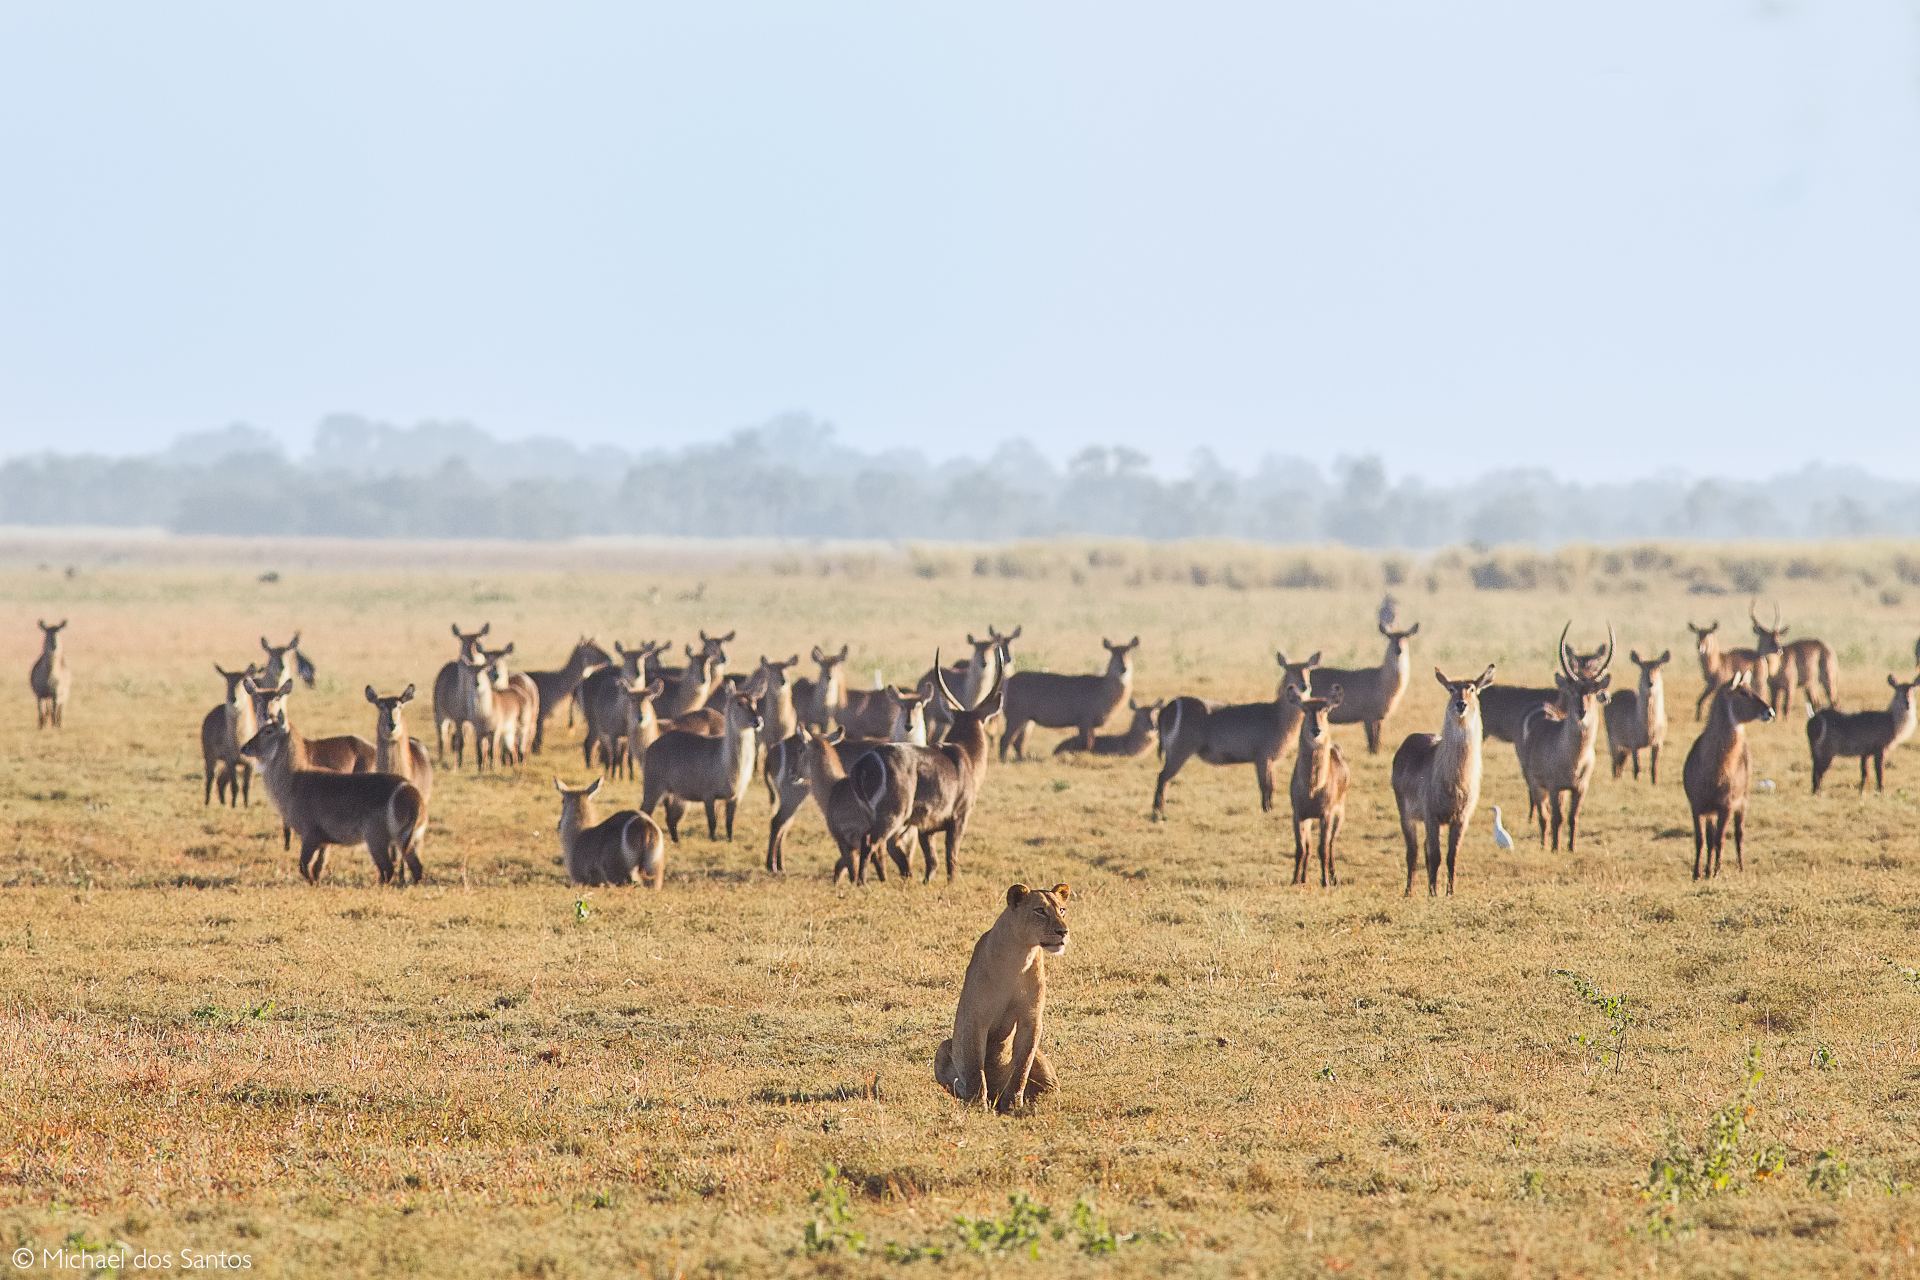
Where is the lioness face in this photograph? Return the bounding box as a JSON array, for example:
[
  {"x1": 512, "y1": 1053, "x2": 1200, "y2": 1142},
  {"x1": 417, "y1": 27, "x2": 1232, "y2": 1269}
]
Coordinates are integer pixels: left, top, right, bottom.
[{"x1": 1007, "y1": 883, "x2": 1071, "y2": 955}]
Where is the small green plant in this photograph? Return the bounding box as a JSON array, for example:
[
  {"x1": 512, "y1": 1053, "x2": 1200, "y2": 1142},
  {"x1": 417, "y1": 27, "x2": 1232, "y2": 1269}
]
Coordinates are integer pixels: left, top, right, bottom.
[
  {"x1": 1316, "y1": 1063, "x2": 1338, "y2": 1083},
  {"x1": 1810, "y1": 1043, "x2": 1836, "y2": 1070},
  {"x1": 1552, "y1": 968, "x2": 1630, "y2": 1074},
  {"x1": 574, "y1": 897, "x2": 591, "y2": 922},
  {"x1": 1807, "y1": 1149, "x2": 1852, "y2": 1198},
  {"x1": 954, "y1": 1192, "x2": 1051, "y2": 1257},
  {"x1": 801, "y1": 1164, "x2": 866, "y2": 1255},
  {"x1": 1517, "y1": 1169, "x2": 1547, "y2": 1200},
  {"x1": 1887, "y1": 959, "x2": 1920, "y2": 987},
  {"x1": 1644, "y1": 1045, "x2": 1774, "y2": 1208}
]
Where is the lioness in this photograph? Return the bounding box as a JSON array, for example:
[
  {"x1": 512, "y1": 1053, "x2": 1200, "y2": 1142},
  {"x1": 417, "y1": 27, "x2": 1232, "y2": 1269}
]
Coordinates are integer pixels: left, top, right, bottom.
[{"x1": 934, "y1": 883, "x2": 1070, "y2": 1112}]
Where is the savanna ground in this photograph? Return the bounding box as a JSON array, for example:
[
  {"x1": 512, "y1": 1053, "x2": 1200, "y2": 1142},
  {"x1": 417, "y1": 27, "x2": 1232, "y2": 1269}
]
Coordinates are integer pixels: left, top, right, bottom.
[{"x1": 2, "y1": 531, "x2": 1919, "y2": 1278}]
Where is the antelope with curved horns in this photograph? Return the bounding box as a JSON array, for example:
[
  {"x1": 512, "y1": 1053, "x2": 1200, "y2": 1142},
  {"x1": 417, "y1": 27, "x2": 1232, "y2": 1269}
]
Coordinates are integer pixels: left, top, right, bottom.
[
  {"x1": 1749, "y1": 601, "x2": 1839, "y2": 718},
  {"x1": 1516, "y1": 622, "x2": 1613, "y2": 853}
]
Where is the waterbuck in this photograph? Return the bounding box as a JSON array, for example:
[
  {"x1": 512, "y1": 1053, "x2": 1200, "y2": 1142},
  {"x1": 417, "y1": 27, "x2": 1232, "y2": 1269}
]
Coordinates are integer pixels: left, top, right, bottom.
[
  {"x1": 199, "y1": 664, "x2": 259, "y2": 806},
  {"x1": 259, "y1": 632, "x2": 317, "y2": 693},
  {"x1": 247, "y1": 678, "x2": 376, "y2": 773},
  {"x1": 788, "y1": 726, "x2": 899, "y2": 883},
  {"x1": 1806, "y1": 674, "x2": 1920, "y2": 794},
  {"x1": 1515, "y1": 625, "x2": 1613, "y2": 852},
  {"x1": 1480, "y1": 629, "x2": 1600, "y2": 744},
  {"x1": 1686, "y1": 620, "x2": 1770, "y2": 722},
  {"x1": 1313, "y1": 620, "x2": 1420, "y2": 754},
  {"x1": 524, "y1": 638, "x2": 612, "y2": 752},
  {"x1": 1390, "y1": 665, "x2": 1496, "y2": 896},
  {"x1": 1749, "y1": 603, "x2": 1839, "y2": 718},
  {"x1": 851, "y1": 656, "x2": 1006, "y2": 882},
  {"x1": 1288, "y1": 684, "x2": 1350, "y2": 888},
  {"x1": 455, "y1": 654, "x2": 533, "y2": 771},
  {"x1": 432, "y1": 622, "x2": 490, "y2": 764},
  {"x1": 793, "y1": 644, "x2": 852, "y2": 732},
  {"x1": 999, "y1": 636, "x2": 1138, "y2": 760},
  {"x1": 1151, "y1": 651, "x2": 1320, "y2": 817},
  {"x1": 1604, "y1": 649, "x2": 1671, "y2": 783},
  {"x1": 650, "y1": 630, "x2": 732, "y2": 718},
  {"x1": 641, "y1": 686, "x2": 764, "y2": 842},
  {"x1": 1055, "y1": 699, "x2": 1161, "y2": 757},
  {"x1": 29, "y1": 619, "x2": 70, "y2": 728},
  {"x1": 576, "y1": 641, "x2": 666, "y2": 777},
  {"x1": 924, "y1": 626, "x2": 1020, "y2": 745},
  {"x1": 241, "y1": 719, "x2": 425, "y2": 885},
  {"x1": 1681, "y1": 672, "x2": 1775, "y2": 879},
  {"x1": 763, "y1": 701, "x2": 930, "y2": 875},
  {"x1": 554, "y1": 777, "x2": 666, "y2": 887},
  {"x1": 477, "y1": 644, "x2": 541, "y2": 763},
  {"x1": 364, "y1": 684, "x2": 435, "y2": 810}
]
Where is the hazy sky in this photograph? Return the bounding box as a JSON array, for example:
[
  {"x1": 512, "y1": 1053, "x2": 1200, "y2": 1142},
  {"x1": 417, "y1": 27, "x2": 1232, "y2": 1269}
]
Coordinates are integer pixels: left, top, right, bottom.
[{"x1": 2, "y1": 3, "x2": 1917, "y2": 481}]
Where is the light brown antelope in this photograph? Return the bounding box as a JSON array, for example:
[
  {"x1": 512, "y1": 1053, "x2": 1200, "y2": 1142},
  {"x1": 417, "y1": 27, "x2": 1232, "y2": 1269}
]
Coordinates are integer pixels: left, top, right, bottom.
[
  {"x1": 1681, "y1": 672, "x2": 1775, "y2": 879},
  {"x1": 1749, "y1": 603, "x2": 1839, "y2": 717},
  {"x1": 1604, "y1": 649, "x2": 1671, "y2": 783},
  {"x1": 1151, "y1": 651, "x2": 1319, "y2": 817},
  {"x1": 259, "y1": 633, "x2": 317, "y2": 692},
  {"x1": 432, "y1": 622, "x2": 490, "y2": 764},
  {"x1": 247, "y1": 678, "x2": 376, "y2": 773},
  {"x1": 477, "y1": 644, "x2": 541, "y2": 763},
  {"x1": 641, "y1": 686, "x2": 763, "y2": 842},
  {"x1": 763, "y1": 701, "x2": 929, "y2": 875},
  {"x1": 1685, "y1": 620, "x2": 1770, "y2": 722},
  {"x1": 241, "y1": 719, "x2": 425, "y2": 885},
  {"x1": 851, "y1": 656, "x2": 1005, "y2": 882},
  {"x1": 1313, "y1": 620, "x2": 1419, "y2": 754},
  {"x1": 1288, "y1": 685, "x2": 1350, "y2": 888},
  {"x1": 454, "y1": 654, "x2": 532, "y2": 771},
  {"x1": 1054, "y1": 699, "x2": 1161, "y2": 757},
  {"x1": 199, "y1": 664, "x2": 259, "y2": 806},
  {"x1": 364, "y1": 684, "x2": 435, "y2": 812},
  {"x1": 748, "y1": 655, "x2": 801, "y2": 742},
  {"x1": 1000, "y1": 636, "x2": 1138, "y2": 760},
  {"x1": 1390, "y1": 664, "x2": 1496, "y2": 896},
  {"x1": 525, "y1": 638, "x2": 613, "y2": 752},
  {"x1": 554, "y1": 777, "x2": 666, "y2": 887},
  {"x1": 1515, "y1": 625, "x2": 1613, "y2": 852},
  {"x1": 29, "y1": 619, "x2": 70, "y2": 728},
  {"x1": 1807, "y1": 674, "x2": 1920, "y2": 794}
]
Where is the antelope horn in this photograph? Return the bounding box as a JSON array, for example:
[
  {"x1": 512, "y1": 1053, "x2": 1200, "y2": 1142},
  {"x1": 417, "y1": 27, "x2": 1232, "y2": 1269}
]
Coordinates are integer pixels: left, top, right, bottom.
[
  {"x1": 1557, "y1": 621, "x2": 1575, "y2": 679},
  {"x1": 930, "y1": 649, "x2": 961, "y2": 709},
  {"x1": 1597, "y1": 622, "x2": 1615, "y2": 678}
]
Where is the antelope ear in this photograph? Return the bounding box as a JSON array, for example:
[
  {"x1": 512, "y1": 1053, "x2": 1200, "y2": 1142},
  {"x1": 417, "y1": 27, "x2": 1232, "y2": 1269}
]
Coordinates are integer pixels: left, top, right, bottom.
[
  {"x1": 553, "y1": 777, "x2": 567, "y2": 793},
  {"x1": 277, "y1": 680, "x2": 294, "y2": 696},
  {"x1": 1629, "y1": 649, "x2": 1642, "y2": 665},
  {"x1": 1305, "y1": 651, "x2": 1321, "y2": 667},
  {"x1": 1659, "y1": 649, "x2": 1671, "y2": 665},
  {"x1": 1128, "y1": 635, "x2": 1140, "y2": 649},
  {"x1": 1476, "y1": 664, "x2": 1496, "y2": 689},
  {"x1": 1406, "y1": 623, "x2": 1420, "y2": 638},
  {"x1": 1051, "y1": 883, "x2": 1070, "y2": 899},
  {"x1": 585, "y1": 777, "x2": 603, "y2": 796},
  {"x1": 498, "y1": 642, "x2": 514, "y2": 657},
  {"x1": 811, "y1": 645, "x2": 826, "y2": 663},
  {"x1": 837, "y1": 644, "x2": 850, "y2": 661},
  {"x1": 1892, "y1": 674, "x2": 1901, "y2": 689},
  {"x1": 787, "y1": 654, "x2": 799, "y2": 667},
  {"x1": 645, "y1": 679, "x2": 666, "y2": 699},
  {"x1": 400, "y1": 684, "x2": 416, "y2": 702},
  {"x1": 1433, "y1": 668, "x2": 1449, "y2": 689},
  {"x1": 1006, "y1": 883, "x2": 1030, "y2": 909},
  {"x1": 365, "y1": 685, "x2": 379, "y2": 704},
  {"x1": 1328, "y1": 683, "x2": 1345, "y2": 709},
  {"x1": 260, "y1": 635, "x2": 273, "y2": 653}
]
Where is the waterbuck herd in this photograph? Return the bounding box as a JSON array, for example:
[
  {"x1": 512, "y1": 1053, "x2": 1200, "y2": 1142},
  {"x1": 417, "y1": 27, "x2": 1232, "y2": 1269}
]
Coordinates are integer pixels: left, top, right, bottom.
[{"x1": 23, "y1": 602, "x2": 1920, "y2": 894}]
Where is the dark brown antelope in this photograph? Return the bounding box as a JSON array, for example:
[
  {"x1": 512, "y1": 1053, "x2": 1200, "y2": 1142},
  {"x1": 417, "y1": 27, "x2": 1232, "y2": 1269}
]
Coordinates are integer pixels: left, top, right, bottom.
[
  {"x1": 1682, "y1": 672, "x2": 1775, "y2": 879},
  {"x1": 1807, "y1": 674, "x2": 1920, "y2": 794},
  {"x1": 650, "y1": 630, "x2": 732, "y2": 719},
  {"x1": 851, "y1": 656, "x2": 1005, "y2": 882},
  {"x1": 364, "y1": 684, "x2": 435, "y2": 812},
  {"x1": 1055, "y1": 699, "x2": 1161, "y2": 757},
  {"x1": 1288, "y1": 685, "x2": 1349, "y2": 888},
  {"x1": 577, "y1": 641, "x2": 666, "y2": 777},
  {"x1": 554, "y1": 777, "x2": 666, "y2": 887},
  {"x1": 788, "y1": 726, "x2": 897, "y2": 883},
  {"x1": 763, "y1": 703, "x2": 929, "y2": 875},
  {"x1": 1151, "y1": 651, "x2": 1320, "y2": 817},
  {"x1": 793, "y1": 644, "x2": 851, "y2": 732},
  {"x1": 259, "y1": 633, "x2": 317, "y2": 692},
  {"x1": 641, "y1": 686, "x2": 764, "y2": 842},
  {"x1": 432, "y1": 622, "x2": 490, "y2": 764},
  {"x1": 1390, "y1": 665, "x2": 1496, "y2": 896},
  {"x1": 247, "y1": 678, "x2": 376, "y2": 773},
  {"x1": 999, "y1": 637, "x2": 1138, "y2": 760},
  {"x1": 525, "y1": 638, "x2": 612, "y2": 752},
  {"x1": 241, "y1": 719, "x2": 425, "y2": 885},
  {"x1": 1480, "y1": 631, "x2": 1603, "y2": 744},
  {"x1": 923, "y1": 626, "x2": 1019, "y2": 745},
  {"x1": 1749, "y1": 603, "x2": 1839, "y2": 717},
  {"x1": 199, "y1": 664, "x2": 259, "y2": 806},
  {"x1": 1604, "y1": 649, "x2": 1671, "y2": 783},
  {"x1": 29, "y1": 619, "x2": 70, "y2": 728},
  {"x1": 1515, "y1": 625, "x2": 1613, "y2": 852},
  {"x1": 1686, "y1": 620, "x2": 1770, "y2": 721},
  {"x1": 1313, "y1": 620, "x2": 1419, "y2": 754}
]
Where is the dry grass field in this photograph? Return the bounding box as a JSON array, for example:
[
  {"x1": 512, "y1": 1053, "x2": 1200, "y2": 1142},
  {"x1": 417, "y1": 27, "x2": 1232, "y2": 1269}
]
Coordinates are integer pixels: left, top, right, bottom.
[{"x1": 3, "y1": 532, "x2": 1919, "y2": 1278}]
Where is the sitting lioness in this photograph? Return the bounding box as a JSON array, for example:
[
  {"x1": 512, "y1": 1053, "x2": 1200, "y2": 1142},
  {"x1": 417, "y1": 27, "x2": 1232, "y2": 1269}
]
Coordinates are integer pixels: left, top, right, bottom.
[{"x1": 934, "y1": 883, "x2": 1070, "y2": 1112}]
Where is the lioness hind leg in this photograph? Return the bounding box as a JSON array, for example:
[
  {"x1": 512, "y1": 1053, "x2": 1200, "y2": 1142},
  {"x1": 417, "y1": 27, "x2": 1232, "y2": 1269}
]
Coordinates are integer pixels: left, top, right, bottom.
[{"x1": 933, "y1": 1038, "x2": 958, "y2": 1097}]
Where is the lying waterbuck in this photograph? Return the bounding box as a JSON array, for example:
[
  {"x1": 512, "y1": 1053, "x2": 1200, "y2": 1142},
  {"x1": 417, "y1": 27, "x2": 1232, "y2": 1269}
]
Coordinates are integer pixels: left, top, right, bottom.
[
  {"x1": 199, "y1": 664, "x2": 259, "y2": 806},
  {"x1": 853, "y1": 656, "x2": 1006, "y2": 882},
  {"x1": 641, "y1": 685, "x2": 763, "y2": 842},
  {"x1": 29, "y1": 619, "x2": 71, "y2": 728},
  {"x1": 1313, "y1": 620, "x2": 1419, "y2": 754},
  {"x1": 762, "y1": 700, "x2": 930, "y2": 875},
  {"x1": 999, "y1": 637, "x2": 1138, "y2": 760},
  {"x1": 525, "y1": 638, "x2": 612, "y2": 752},
  {"x1": 1516, "y1": 625, "x2": 1613, "y2": 852},
  {"x1": 259, "y1": 633, "x2": 317, "y2": 693},
  {"x1": 1055, "y1": 699, "x2": 1161, "y2": 757},
  {"x1": 1288, "y1": 684, "x2": 1350, "y2": 888},
  {"x1": 1604, "y1": 649, "x2": 1671, "y2": 783},
  {"x1": 1681, "y1": 672, "x2": 1775, "y2": 879},
  {"x1": 554, "y1": 777, "x2": 666, "y2": 887},
  {"x1": 1390, "y1": 665, "x2": 1496, "y2": 896},
  {"x1": 241, "y1": 719, "x2": 425, "y2": 885},
  {"x1": 364, "y1": 685, "x2": 435, "y2": 810},
  {"x1": 1151, "y1": 651, "x2": 1320, "y2": 817},
  {"x1": 432, "y1": 622, "x2": 490, "y2": 764},
  {"x1": 1807, "y1": 674, "x2": 1920, "y2": 794},
  {"x1": 1686, "y1": 620, "x2": 1770, "y2": 722},
  {"x1": 1749, "y1": 603, "x2": 1839, "y2": 718}
]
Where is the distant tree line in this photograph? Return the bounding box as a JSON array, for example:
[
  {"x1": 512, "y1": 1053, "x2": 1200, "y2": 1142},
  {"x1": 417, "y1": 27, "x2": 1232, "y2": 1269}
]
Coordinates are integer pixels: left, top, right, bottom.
[{"x1": 3, "y1": 412, "x2": 1917, "y2": 547}]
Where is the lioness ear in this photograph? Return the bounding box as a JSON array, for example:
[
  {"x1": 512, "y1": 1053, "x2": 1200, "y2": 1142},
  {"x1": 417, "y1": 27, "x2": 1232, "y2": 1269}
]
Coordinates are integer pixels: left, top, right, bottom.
[
  {"x1": 1006, "y1": 883, "x2": 1029, "y2": 909},
  {"x1": 1051, "y1": 883, "x2": 1070, "y2": 899}
]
